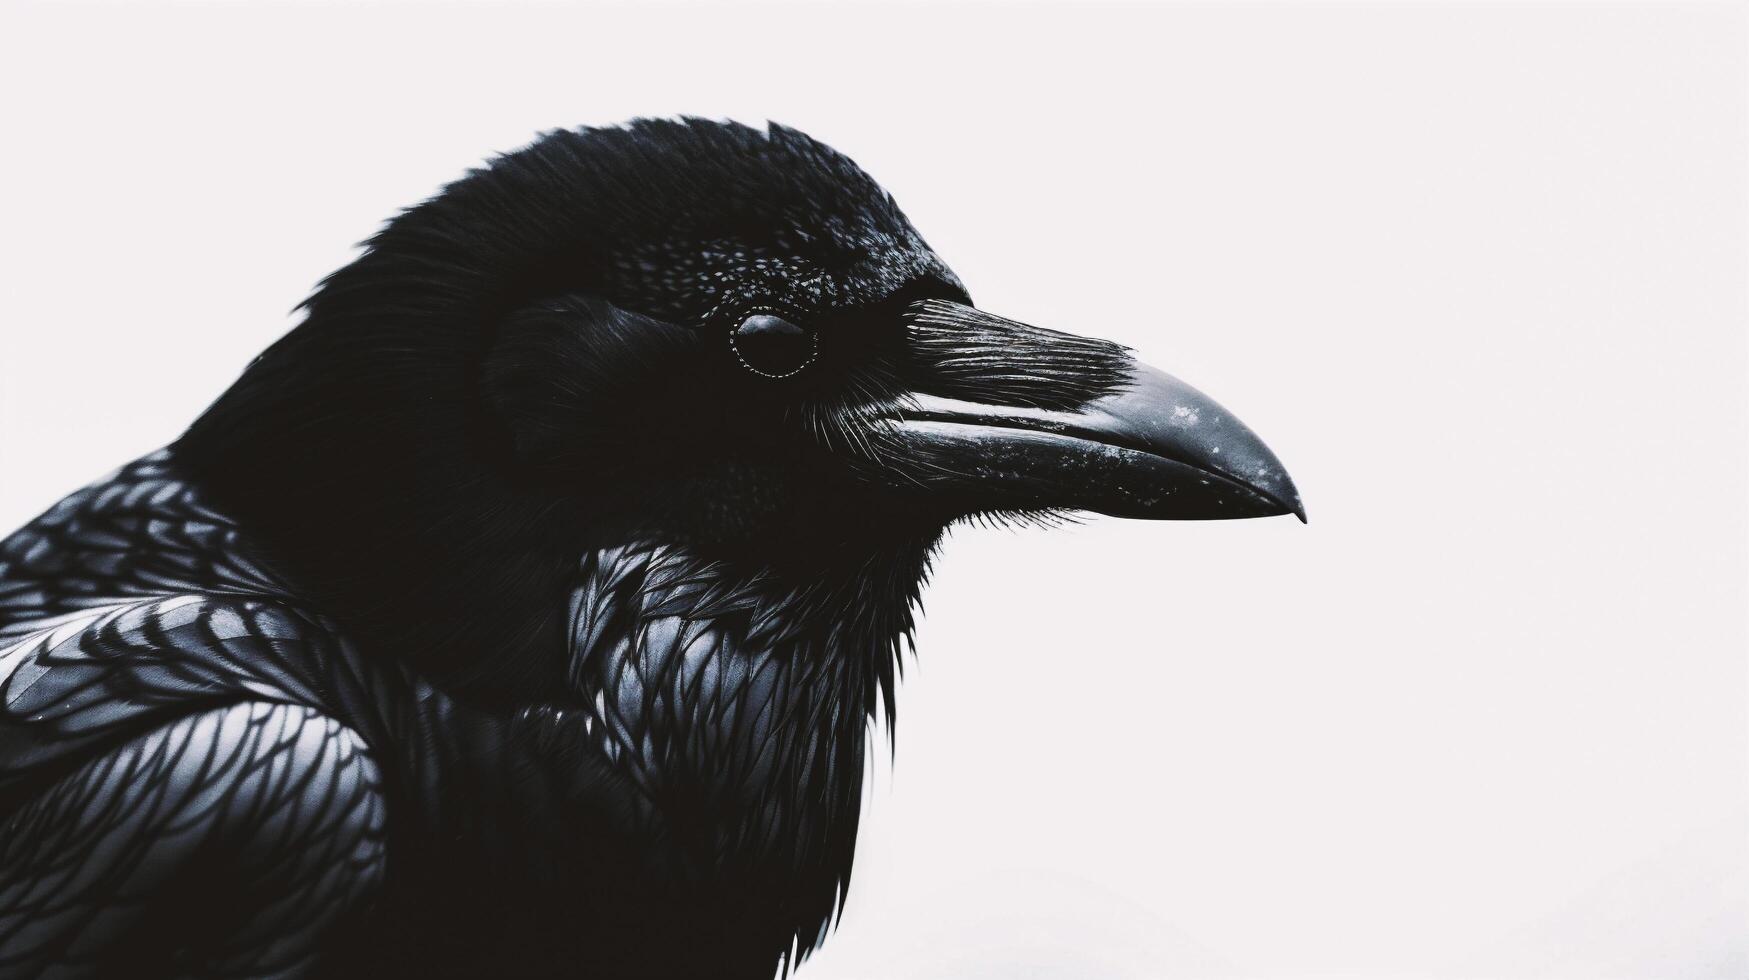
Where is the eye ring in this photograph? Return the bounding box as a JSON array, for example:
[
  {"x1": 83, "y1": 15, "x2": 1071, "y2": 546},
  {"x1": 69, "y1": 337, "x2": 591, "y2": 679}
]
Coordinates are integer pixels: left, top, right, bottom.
[{"x1": 727, "y1": 306, "x2": 819, "y2": 379}]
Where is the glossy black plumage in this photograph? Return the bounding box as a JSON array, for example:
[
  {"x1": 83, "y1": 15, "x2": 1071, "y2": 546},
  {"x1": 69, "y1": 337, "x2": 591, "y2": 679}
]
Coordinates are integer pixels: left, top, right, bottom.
[{"x1": 0, "y1": 118, "x2": 1301, "y2": 978}]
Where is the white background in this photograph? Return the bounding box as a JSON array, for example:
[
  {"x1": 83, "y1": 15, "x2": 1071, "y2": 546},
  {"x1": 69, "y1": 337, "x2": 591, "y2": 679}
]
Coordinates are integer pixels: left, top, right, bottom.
[{"x1": 2, "y1": 2, "x2": 1745, "y2": 977}]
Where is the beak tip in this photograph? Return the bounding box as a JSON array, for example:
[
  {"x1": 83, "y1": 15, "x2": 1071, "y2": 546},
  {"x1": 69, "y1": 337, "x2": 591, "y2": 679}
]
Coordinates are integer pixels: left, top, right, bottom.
[
  {"x1": 1261, "y1": 492, "x2": 1306, "y2": 524},
  {"x1": 1254, "y1": 482, "x2": 1304, "y2": 523},
  {"x1": 1284, "y1": 486, "x2": 1307, "y2": 523}
]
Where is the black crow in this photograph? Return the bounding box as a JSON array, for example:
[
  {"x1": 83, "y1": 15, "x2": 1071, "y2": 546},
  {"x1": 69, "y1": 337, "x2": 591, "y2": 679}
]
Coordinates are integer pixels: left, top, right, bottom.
[{"x1": 0, "y1": 118, "x2": 1301, "y2": 979}]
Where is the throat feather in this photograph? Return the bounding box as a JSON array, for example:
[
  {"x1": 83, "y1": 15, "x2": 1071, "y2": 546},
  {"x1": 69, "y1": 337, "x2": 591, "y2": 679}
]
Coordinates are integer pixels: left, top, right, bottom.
[{"x1": 565, "y1": 544, "x2": 885, "y2": 820}]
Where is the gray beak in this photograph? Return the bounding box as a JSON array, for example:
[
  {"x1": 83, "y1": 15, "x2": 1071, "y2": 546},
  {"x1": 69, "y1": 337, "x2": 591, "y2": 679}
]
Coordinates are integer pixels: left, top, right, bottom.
[{"x1": 876, "y1": 359, "x2": 1304, "y2": 522}]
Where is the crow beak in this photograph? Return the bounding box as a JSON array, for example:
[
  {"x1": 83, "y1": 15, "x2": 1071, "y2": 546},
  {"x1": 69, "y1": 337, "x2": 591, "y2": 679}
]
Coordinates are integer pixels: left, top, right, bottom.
[{"x1": 875, "y1": 344, "x2": 1305, "y2": 523}]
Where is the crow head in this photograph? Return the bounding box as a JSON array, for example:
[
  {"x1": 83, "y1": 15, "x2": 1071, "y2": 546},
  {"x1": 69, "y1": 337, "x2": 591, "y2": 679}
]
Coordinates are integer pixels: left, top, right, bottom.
[
  {"x1": 178, "y1": 118, "x2": 1300, "y2": 701},
  {"x1": 170, "y1": 118, "x2": 1305, "y2": 965}
]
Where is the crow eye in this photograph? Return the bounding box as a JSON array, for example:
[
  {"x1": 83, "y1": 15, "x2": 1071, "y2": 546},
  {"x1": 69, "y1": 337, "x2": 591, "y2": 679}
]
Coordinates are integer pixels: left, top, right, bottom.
[{"x1": 730, "y1": 311, "x2": 818, "y2": 378}]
